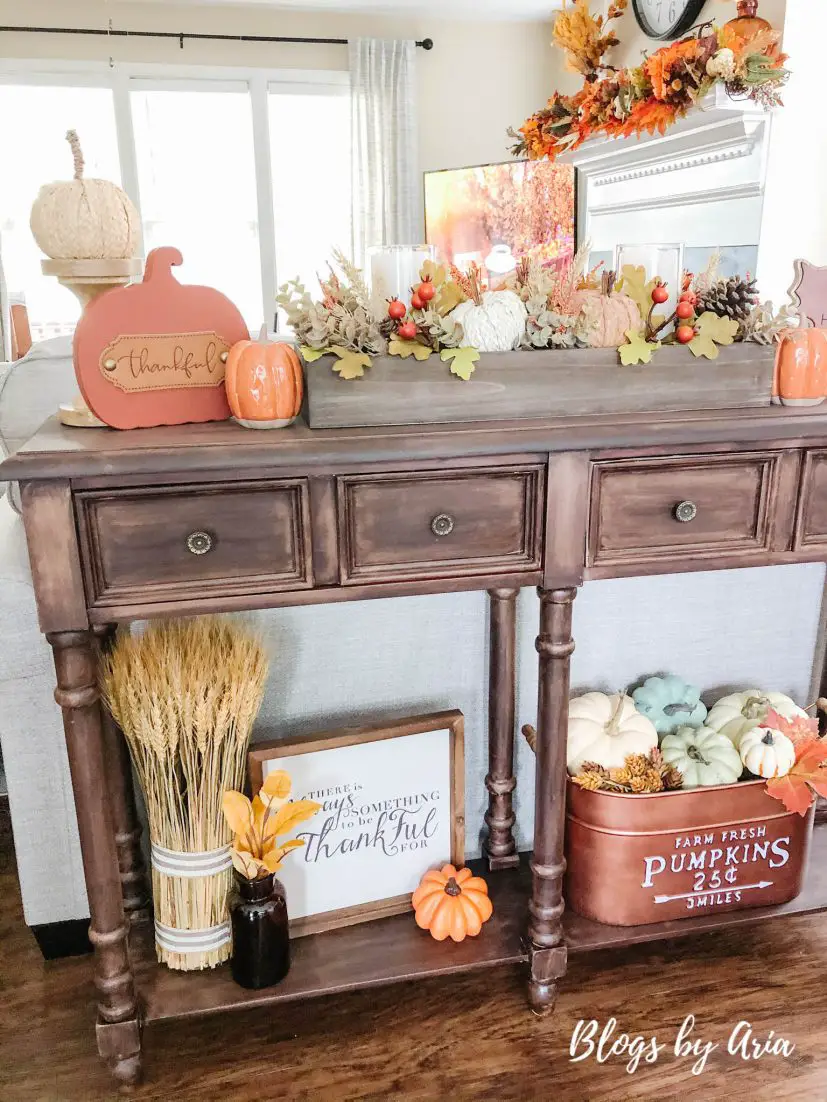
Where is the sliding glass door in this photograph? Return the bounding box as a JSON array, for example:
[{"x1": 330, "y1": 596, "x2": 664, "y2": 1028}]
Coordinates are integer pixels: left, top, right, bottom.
[{"x1": 0, "y1": 65, "x2": 352, "y2": 338}]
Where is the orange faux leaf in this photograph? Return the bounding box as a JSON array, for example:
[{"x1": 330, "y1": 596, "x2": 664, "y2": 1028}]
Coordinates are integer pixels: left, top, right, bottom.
[
  {"x1": 766, "y1": 739, "x2": 827, "y2": 816},
  {"x1": 222, "y1": 790, "x2": 254, "y2": 837},
  {"x1": 261, "y1": 770, "x2": 292, "y2": 803},
  {"x1": 268, "y1": 798, "x2": 322, "y2": 839},
  {"x1": 763, "y1": 708, "x2": 820, "y2": 750}
]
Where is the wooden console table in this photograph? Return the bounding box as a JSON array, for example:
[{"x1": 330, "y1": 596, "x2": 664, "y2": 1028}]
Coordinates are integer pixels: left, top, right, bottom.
[{"x1": 4, "y1": 405, "x2": 827, "y2": 1084}]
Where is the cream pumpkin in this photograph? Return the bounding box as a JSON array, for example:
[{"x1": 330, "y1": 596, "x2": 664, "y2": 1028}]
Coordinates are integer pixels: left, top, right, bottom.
[
  {"x1": 573, "y1": 272, "x2": 642, "y2": 349},
  {"x1": 30, "y1": 130, "x2": 140, "y2": 261},
  {"x1": 449, "y1": 290, "x2": 527, "y2": 352},
  {"x1": 567, "y1": 692, "x2": 658, "y2": 775},
  {"x1": 739, "y1": 727, "x2": 796, "y2": 780},
  {"x1": 661, "y1": 726, "x2": 744, "y2": 789},
  {"x1": 706, "y1": 690, "x2": 807, "y2": 750}
]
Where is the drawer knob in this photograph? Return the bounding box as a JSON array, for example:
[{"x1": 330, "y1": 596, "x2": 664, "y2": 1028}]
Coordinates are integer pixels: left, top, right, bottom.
[
  {"x1": 186, "y1": 531, "x2": 214, "y2": 555},
  {"x1": 674, "y1": 501, "x2": 698, "y2": 524},
  {"x1": 431, "y1": 514, "x2": 455, "y2": 538}
]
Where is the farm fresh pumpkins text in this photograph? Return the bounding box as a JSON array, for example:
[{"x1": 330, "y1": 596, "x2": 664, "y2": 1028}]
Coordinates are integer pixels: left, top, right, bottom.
[{"x1": 641, "y1": 825, "x2": 791, "y2": 912}]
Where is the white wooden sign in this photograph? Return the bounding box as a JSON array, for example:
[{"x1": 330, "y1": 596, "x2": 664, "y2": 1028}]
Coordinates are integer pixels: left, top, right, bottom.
[{"x1": 248, "y1": 712, "x2": 465, "y2": 936}]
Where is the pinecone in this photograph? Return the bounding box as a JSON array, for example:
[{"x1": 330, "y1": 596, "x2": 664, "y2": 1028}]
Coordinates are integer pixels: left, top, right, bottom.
[
  {"x1": 662, "y1": 766, "x2": 684, "y2": 792},
  {"x1": 696, "y1": 276, "x2": 759, "y2": 322}
]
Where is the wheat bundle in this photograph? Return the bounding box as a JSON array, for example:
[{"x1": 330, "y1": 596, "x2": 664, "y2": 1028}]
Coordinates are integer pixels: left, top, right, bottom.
[{"x1": 101, "y1": 618, "x2": 268, "y2": 970}]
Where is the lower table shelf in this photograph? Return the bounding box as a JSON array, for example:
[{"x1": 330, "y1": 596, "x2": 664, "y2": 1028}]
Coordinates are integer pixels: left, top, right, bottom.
[{"x1": 136, "y1": 822, "x2": 827, "y2": 1024}]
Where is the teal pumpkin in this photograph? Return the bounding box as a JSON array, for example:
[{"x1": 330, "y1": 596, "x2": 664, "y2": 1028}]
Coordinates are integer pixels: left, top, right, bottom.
[{"x1": 632, "y1": 675, "x2": 707, "y2": 736}]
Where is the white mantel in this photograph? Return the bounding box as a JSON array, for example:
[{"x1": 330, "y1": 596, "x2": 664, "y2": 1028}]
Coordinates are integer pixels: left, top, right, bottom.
[{"x1": 561, "y1": 87, "x2": 771, "y2": 265}]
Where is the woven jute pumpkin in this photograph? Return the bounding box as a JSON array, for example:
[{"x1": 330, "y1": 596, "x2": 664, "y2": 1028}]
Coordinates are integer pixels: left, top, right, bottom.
[{"x1": 30, "y1": 130, "x2": 140, "y2": 261}]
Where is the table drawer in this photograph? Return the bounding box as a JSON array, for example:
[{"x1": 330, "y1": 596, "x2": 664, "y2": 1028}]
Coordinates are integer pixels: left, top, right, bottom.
[
  {"x1": 78, "y1": 480, "x2": 313, "y2": 606},
  {"x1": 337, "y1": 465, "x2": 544, "y2": 583},
  {"x1": 588, "y1": 453, "x2": 786, "y2": 571},
  {"x1": 795, "y1": 449, "x2": 827, "y2": 551}
]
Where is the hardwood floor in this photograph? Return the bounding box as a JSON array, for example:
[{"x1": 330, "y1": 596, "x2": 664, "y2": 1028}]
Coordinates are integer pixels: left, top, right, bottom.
[{"x1": 2, "y1": 810, "x2": 827, "y2": 1102}]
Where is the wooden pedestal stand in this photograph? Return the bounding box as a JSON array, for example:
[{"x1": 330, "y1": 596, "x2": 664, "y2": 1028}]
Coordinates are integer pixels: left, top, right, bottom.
[{"x1": 41, "y1": 258, "x2": 142, "y2": 428}]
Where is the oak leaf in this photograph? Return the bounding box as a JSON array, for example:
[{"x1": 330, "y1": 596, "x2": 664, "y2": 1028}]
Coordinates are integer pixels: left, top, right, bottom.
[
  {"x1": 388, "y1": 339, "x2": 433, "y2": 361},
  {"x1": 766, "y1": 738, "x2": 827, "y2": 816},
  {"x1": 688, "y1": 312, "x2": 740, "y2": 360},
  {"x1": 331, "y1": 348, "x2": 372, "y2": 379},
  {"x1": 619, "y1": 329, "x2": 660, "y2": 366},
  {"x1": 616, "y1": 264, "x2": 663, "y2": 323},
  {"x1": 300, "y1": 345, "x2": 329, "y2": 362},
  {"x1": 441, "y1": 346, "x2": 480, "y2": 381}
]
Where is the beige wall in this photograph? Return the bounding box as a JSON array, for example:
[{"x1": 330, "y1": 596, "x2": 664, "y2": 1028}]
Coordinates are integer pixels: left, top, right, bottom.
[
  {"x1": 611, "y1": 0, "x2": 787, "y2": 68},
  {"x1": 0, "y1": 1, "x2": 558, "y2": 175}
]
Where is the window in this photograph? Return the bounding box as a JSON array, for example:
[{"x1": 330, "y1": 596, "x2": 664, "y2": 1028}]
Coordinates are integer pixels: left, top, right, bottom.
[
  {"x1": 269, "y1": 88, "x2": 352, "y2": 303},
  {"x1": 0, "y1": 83, "x2": 120, "y2": 340},
  {"x1": 131, "y1": 84, "x2": 263, "y2": 327},
  {"x1": 0, "y1": 65, "x2": 352, "y2": 340}
]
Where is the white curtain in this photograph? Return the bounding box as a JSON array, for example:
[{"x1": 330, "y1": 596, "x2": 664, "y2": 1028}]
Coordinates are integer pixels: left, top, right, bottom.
[
  {"x1": 0, "y1": 233, "x2": 10, "y2": 362},
  {"x1": 349, "y1": 38, "x2": 419, "y2": 265}
]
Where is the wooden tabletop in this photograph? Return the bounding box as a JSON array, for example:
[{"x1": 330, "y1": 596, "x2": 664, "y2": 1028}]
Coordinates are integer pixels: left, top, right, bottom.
[{"x1": 5, "y1": 406, "x2": 827, "y2": 482}]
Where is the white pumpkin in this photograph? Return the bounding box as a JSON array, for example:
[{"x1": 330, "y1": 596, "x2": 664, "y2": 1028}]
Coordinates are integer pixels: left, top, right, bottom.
[
  {"x1": 706, "y1": 690, "x2": 807, "y2": 750},
  {"x1": 449, "y1": 290, "x2": 527, "y2": 352},
  {"x1": 30, "y1": 130, "x2": 140, "y2": 261},
  {"x1": 739, "y1": 727, "x2": 796, "y2": 780},
  {"x1": 660, "y1": 726, "x2": 744, "y2": 789},
  {"x1": 567, "y1": 692, "x2": 658, "y2": 775}
]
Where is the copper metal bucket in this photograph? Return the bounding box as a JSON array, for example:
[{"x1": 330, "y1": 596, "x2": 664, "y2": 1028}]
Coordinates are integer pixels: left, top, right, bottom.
[{"x1": 565, "y1": 779, "x2": 815, "y2": 926}]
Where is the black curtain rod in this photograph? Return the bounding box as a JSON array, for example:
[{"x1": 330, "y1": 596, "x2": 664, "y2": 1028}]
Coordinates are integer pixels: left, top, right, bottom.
[{"x1": 0, "y1": 25, "x2": 434, "y2": 49}]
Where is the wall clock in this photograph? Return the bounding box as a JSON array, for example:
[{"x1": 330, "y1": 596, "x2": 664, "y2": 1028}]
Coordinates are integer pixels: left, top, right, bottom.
[{"x1": 632, "y1": 0, "x2": 707, "y2": 40}]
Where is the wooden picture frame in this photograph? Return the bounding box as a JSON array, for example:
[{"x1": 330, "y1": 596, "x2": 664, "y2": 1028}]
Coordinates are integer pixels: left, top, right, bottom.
[{"x1": 248, "y1": 711, "x2": 465, "y2": 938}]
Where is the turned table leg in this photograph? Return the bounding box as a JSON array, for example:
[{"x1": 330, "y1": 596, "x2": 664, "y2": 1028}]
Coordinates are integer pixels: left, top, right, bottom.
[
  {"x1": 48, "y1": 631, "x2": 142, "y2": 1085},
  {"x1": 485, "y1": 588, "x2": 519, "y2": 871},
  {"x1": 527, "y1": 587, "x2": 575, "y2": 1014},
  {"x1": 94, "y1": 626, "x2": 151, "y2": 923}
]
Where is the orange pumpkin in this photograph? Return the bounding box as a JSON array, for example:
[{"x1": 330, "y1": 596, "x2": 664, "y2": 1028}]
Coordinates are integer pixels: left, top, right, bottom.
[
  {"x1": 773, "y1": 328, "x2": 827, "y2": 407},
  {"x1": 572, "y1": 271, "x2": 642, "y2": 349},
  {"x1": 225, "y1": 327, "x2": 304, "y2": 428},
  {"x1": 412, "y1": 864, "x2": 493, "y2": 942}
]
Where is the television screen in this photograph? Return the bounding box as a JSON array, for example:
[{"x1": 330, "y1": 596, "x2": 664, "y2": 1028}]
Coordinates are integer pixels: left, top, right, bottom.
[{"x1": 424, "y1": 160, "x2": 576, "y2": 279}]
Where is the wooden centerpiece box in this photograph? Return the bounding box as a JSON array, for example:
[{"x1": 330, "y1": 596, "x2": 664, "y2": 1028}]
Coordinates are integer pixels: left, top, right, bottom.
[
  {"x1": 565, "y1": 779, "x2": 815, "y2": 927},
  {"x1": 304, "y1": 345, "x2": 777, "y2": 429}
]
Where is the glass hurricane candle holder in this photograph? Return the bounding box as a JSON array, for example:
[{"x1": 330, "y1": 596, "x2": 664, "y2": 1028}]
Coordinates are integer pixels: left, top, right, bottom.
[{"x1": 368, "y1": 245, "x2": 436, "y2": 313}]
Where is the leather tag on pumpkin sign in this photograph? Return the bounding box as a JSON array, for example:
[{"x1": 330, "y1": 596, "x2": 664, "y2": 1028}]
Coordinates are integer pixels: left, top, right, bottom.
[
  {"x1": 74, "y1": 246, "x2": 249, "y2": 429},
  {"x1": 99, "y1": 332, "x2": 229, "y2": 393}
]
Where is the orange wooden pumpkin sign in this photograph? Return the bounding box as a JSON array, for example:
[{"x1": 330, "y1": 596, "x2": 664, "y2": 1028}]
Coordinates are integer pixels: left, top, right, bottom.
[
  {"x1": 773, "y1": 328, "x2": 827, "y2": 407},
  {"x1": 225, "y1": 327, "x2": 304, "y2": 429},
  {"x1": 73, "y1": 246, "x2": 249, "y2": 429}
]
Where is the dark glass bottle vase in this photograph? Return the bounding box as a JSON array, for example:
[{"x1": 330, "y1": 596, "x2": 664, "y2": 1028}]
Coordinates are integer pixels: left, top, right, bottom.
[{"x1": 229, "y1": 871, "x2": 290, "y2": 989}]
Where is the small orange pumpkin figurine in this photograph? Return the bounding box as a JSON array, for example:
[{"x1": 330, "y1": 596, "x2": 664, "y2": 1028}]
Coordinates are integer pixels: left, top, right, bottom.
[
  {"x1": 225, "y1": 325, "x2": 304, "y2": 429},
  {"x1": 773, "y1": 328, "x2": 827, "y2": 406},
  {"x1": 412, "y1": 864, "x2": 493, "y2": 942}
]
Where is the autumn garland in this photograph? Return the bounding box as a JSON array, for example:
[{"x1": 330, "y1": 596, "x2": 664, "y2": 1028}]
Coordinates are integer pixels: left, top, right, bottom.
[{"x1": 512, "y1": 3, "x2": 789, "y2": 163}]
